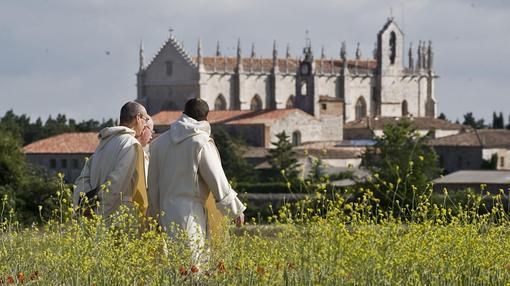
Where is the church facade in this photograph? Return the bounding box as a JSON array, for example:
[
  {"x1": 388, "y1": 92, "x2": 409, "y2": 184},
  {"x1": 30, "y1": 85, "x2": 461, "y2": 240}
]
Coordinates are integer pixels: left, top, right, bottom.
[{"x1": 136, "y1": 18, "x2": 437, "y2": 123}]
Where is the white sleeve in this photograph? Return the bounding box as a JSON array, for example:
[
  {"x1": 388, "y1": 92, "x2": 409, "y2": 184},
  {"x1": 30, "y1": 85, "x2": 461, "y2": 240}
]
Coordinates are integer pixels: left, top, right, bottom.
[
  {"x1": 198, "y1": 140, "x2": 246, "y2": 218},
  {"x1": 147, "y1": 143, "x2": 160, "y2": 218}
]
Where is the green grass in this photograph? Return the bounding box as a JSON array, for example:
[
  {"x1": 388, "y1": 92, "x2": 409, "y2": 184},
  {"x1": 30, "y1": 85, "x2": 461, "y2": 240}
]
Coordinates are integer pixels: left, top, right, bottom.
[{"x1": 2, "y1": 188, "x2": 510, "y2": 285}]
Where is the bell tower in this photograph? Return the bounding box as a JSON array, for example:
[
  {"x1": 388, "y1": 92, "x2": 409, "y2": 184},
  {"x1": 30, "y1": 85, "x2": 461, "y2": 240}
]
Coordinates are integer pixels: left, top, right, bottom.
[{"x1": 295, "y1": 35, "x2": 316, "y2": 116}]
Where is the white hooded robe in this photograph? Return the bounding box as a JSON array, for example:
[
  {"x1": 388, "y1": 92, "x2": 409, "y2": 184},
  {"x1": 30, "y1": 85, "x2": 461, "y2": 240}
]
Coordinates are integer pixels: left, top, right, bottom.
[
  {"x1": 147, "y1": 114, "x2": 245, "y2": 251},
  {"x1": 73, "y1": 126, "x2": 148, "y2": 217}
]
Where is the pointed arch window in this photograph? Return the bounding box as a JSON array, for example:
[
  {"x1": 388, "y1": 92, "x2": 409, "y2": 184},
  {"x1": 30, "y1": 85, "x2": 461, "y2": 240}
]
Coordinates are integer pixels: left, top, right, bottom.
[
  {"x1": 250, "y1": 94, "x2": 262, "y2": 110},
  {"x1": 286, "y1": 95, "x2": 295, "y2": 109},
  {"x1": 355, "y1": 96, "x2": 367, "y2": 120},
  {"x1": 402, "y1": 100, "x2": 409, "y2": 116},
  {"x1": 389, "y1": 31, "x2": 396, "y2": 64},
  {"x1": 214, "y1": 94, "x2": 227, "y2": 110},
  {"x1": 300, "y1": 81, "x2": 307, "y2": 96},
  {"x1": 292, "y1": 131, "x2": 301, "y2": 146}
]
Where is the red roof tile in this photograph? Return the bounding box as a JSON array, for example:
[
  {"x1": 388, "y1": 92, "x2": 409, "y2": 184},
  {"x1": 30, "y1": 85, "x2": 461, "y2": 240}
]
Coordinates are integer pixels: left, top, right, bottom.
[
  {"x1": 225, "y1": 109, "x2": 314, "y2": 125},
  {"x1": 152, "y1": 108, "x2": 315, "y2": 126},
  {"x1": 23, "y1": 132, "x2": 98, "y2": 154},
  {"x1": 152, "y1": 110, "x2": 253, "y2": 126},
  {"x1": 428, "y1": 129, "x2": 510, "y2": 148},
  {"x1": 196, "y1": 56, "x2": 377, "y2": 73}
]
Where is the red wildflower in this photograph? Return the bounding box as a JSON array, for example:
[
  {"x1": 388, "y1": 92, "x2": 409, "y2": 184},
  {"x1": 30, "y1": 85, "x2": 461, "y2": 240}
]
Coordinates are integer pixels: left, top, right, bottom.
[
  {"x1": 179, "y1": 265, "x2": 188, "y2": 276},
  {"x1": 6, "y1": 276, "x2": 14, "y2": 284},
  {"x1": 190, "y1": 265, "x2": 199, "y2": 273}
]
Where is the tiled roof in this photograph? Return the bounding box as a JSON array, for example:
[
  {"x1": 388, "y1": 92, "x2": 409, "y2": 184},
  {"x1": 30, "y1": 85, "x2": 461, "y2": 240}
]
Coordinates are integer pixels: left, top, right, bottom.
[
  {"x1": 153, "y1": 108, "x2": 314, "y2": 126},
  {"x1": 23, "y1": 132, "x2": 98, "y2": 154},
  {"x1": 197, "y1": 56, "x2": 376, "y2": 73},
  {"x1": 152, "y1": 110, "x2": 252, "y2": 126},
  {"x1": 345, "y1": 116, "x2": 466, "y2": 131},
  {"x1": 318, "y1": 95, "x2": 343, "y2": 102},
  {"x1": 428, "y1": 129, "x2": 510, "y2": 148},
  {"x1": 225, "y1": 109, "x2": 314, "y2": 125},
  {"x1": 433, "y1": 170, "x2": 510, "y2": 184},
  {"x1": 295, "y1": 147, "x2": 363, "y2": 159}
]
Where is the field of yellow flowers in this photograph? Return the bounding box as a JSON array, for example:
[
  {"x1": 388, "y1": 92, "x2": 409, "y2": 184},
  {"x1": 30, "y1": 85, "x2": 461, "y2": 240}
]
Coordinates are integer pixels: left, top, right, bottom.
[{"x1": 2, "y1": 187, "x2": 510, "y2": 285}]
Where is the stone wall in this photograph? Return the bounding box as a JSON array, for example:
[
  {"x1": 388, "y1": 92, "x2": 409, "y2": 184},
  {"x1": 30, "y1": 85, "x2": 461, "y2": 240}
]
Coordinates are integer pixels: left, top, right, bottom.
[
  {"x1": 26, "y1": 153, "x2": 90, "y2": 183},
  {"x1": 433, "y1": 146, "x2": 482, "y2": 173}
]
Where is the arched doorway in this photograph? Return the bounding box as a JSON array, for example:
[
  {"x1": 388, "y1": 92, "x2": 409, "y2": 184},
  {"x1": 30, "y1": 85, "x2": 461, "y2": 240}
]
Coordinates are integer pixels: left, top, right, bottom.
[
  {"x1": 355, "y1": 96, "x2": 367, "y2": 120},
  {"x1": 214, "y1": 94, "x2": 227, "y2": 110},
  {"x1": 250, "y1": 94, "x2": 262, "y2": 110},
  {"x1": 286, "y1": 95, "x2": 295, "y2": 108},
  {"x1": 402, "y1": 100, "x2": 409, "y2": 116}
]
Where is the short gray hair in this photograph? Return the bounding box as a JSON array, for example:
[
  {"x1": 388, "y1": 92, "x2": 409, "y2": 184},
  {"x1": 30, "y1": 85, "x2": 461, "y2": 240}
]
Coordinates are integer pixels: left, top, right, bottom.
[{"x1": 119, "y1": 101, "x2": 146, "y2": 126}]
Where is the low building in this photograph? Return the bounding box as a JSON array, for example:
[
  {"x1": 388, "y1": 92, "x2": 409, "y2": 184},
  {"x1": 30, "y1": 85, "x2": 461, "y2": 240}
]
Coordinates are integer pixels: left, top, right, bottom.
[
  {"x1": 344, "y1": 116, "x2": 467, "y2": 140},
  {"x1": 429, "y1": 129, "x2": 510, "y2": 173},
  {"x1": 153, "y1": 100, "x2": 343, "y2": 148},
  {"x1": 433, "y1": 170, "x2": 510, "y2": 193},
  {"x1": 23, "y1": 132, "x2": 98, "y2": 183}
]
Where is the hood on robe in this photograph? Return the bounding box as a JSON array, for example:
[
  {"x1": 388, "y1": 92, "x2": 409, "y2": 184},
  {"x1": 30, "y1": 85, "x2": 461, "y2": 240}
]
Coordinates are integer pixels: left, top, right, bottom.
[
  {"x1": 96, "y1": 126, "x2": 136, "y2": 150},
  {"x1": 170, "y1": 113, "x2": 211, "y2": 144}
]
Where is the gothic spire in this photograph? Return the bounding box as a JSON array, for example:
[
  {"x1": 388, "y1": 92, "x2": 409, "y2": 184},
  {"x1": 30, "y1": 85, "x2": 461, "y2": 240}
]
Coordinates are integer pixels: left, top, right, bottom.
[
  {"x1": 197, "y1": 38, "x2": 202, "y2": 59},
  {"x1": 408, "y1": 42, "x2": 414, "y2": 70},
  {"x1": 286, "y1": 44, "x2": 291, "y2": 59},
  {"x1": 197, "y1": 38, "x2": 203, "y2": 71},
  {"x1": 427, "y1": 41, "x2": 434, "y2": 70},
  {"x1": 236, "y1": 38, "x2": 243, "y2": 72},
  {"x1": 355, "y1": 42, "x2": 361, "y2": 60},
  {"x1": 421, "y1": 40, "x2": 427, "y2": 69},
  {"x1": 416, "y1": 41, "x2": 422, "y2": 70},
  {"x1": 138, "y1": 39, "x2": 144, "y2": 71},
  {"x1": 251, "y1": 42, "x2": 256, "y2": 58},
  {"x1": 273, "y1": 40, "x2": 278, "y2": 60},
  {"x1": 272, "y1": 40, "x2": 278, "y2": 73},
  {"x1": 319, "y1": 45, "x2": 325, "y2": 73},
  {"x1": 236, "y1": 38, "x2": 242, "y2": 60},
  {"x1": 216, "y1": 41, "x2": 221, "y2": 57},
  {"x1": 340, "y1": 41, "x2": 346, "y2": 61}
]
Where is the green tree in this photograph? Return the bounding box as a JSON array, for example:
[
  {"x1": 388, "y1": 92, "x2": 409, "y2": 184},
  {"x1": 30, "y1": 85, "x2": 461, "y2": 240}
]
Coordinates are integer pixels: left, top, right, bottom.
[
  {"x1": 463, "y1": 112, "x2": 486, "y2": 129},
  {"x1": 266, "y1": 132, "x2": 301, "y2": 181},
  {"x1": 481, "y1": 153, "x2": 498, "y2": 170},
  {"x1": 438, "y1": 113, "x2": 447, "y2": 120},
  {"x1": 0, "y1": 127, "x2": 60, "y2": 224},
  {"x1": 212, "y1": 127, "x2": 256, "y2": 182},
  {"x1": 361, "y1": 119, "x2": 440, "y2": 212},
  {"x1": 492, "y1": 112, "x2": 504, "y2": 129},
  {"x1": 0, "y1": 110, "x2": 117, "y2": 145}
]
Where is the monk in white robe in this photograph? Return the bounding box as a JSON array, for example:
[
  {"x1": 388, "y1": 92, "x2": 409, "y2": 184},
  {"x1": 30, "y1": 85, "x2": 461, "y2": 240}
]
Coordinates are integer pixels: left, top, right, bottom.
[
  {"x1": 148, "y1": 98, "x2": 245, "y2": 261},
  {"x1": 73, "y1": 101, "x2": 149, "y2": 217}
]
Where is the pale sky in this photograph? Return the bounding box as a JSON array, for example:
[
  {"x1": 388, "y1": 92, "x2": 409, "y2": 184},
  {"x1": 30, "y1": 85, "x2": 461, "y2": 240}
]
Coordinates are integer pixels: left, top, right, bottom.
[{"x1": 0, "y1": 0, "x2": 509, "y2": 123}]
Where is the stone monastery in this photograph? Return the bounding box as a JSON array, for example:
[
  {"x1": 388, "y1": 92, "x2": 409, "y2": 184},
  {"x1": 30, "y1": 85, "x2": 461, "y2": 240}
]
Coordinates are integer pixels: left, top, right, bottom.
[{"x1": 136, "y1": 18, "x2": 437, "y2": 124}]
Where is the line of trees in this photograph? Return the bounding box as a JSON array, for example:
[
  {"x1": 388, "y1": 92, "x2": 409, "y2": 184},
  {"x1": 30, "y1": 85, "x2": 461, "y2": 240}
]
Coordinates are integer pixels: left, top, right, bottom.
[
  {"x1": 0, "y1": 110, "x2": 116, "y2": 145},
  {"x1": 440, "y1": 111, "x2": 510, "y2": 130}
]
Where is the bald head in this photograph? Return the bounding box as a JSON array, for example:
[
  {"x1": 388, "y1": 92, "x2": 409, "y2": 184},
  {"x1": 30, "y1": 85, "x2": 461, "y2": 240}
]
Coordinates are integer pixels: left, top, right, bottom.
[{"x1": 120, "y1": 101, "x2": 148, "y2": 127}]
